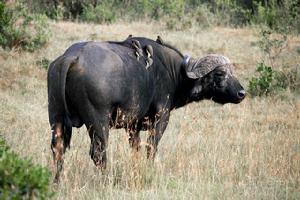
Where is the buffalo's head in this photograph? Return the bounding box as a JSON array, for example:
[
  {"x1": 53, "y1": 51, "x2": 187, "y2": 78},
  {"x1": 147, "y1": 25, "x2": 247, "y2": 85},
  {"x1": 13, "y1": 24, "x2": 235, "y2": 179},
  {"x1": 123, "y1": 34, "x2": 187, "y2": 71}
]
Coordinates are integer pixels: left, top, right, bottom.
[{"x1": 184, "y1": 54, "x2": 246, "y2": 104}]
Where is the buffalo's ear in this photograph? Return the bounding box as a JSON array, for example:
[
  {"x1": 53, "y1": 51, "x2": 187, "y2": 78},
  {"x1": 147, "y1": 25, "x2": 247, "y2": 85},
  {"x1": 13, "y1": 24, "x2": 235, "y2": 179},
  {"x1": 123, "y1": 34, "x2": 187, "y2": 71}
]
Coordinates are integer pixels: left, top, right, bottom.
[
  {"x1": 183, "y1": 55, "x2": 198, "y2": 79},
  {"x1": 183, "y1": 54, "x2": 231, "y2": 79}
]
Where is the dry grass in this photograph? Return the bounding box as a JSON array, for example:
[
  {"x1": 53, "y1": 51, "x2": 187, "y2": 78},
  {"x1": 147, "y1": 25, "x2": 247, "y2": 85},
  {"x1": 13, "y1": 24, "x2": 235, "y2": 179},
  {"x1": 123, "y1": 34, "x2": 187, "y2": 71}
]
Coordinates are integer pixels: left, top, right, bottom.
[{"x1": 0, "y1": 21, "x2": 300, "y2": 199}]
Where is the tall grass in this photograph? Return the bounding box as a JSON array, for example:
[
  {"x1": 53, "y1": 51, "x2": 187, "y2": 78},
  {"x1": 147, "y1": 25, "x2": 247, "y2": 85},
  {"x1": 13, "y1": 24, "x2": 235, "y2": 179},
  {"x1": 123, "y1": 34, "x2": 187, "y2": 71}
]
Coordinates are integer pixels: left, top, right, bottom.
[{"x1": 0, "y1": 21, "x2": 299, "y2": 199}]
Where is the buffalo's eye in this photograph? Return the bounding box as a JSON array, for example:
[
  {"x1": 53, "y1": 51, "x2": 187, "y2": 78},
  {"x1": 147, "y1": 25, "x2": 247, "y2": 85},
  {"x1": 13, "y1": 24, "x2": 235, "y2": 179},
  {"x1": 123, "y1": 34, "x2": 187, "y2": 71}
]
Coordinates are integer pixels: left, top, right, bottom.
[
  {"x1": 214, "y1": 73, "x2": 224, "y2": 82},
  {"x1": 216, "y1": 80, "x2": 225, "y2": 88},
  {"x1": 214, "y1": 74, "x2": 226, "y2": 88},
  {"x1": 215, "y1": 71, "x2": 225, "y2": 77}
]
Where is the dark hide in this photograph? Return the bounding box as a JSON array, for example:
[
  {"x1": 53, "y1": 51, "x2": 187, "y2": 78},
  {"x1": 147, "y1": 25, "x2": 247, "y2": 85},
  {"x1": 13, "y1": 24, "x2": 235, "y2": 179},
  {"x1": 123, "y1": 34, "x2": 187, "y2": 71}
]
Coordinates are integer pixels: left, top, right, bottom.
[{"x1": 47, "y1": 37, "x2": 245, "y2": 182}]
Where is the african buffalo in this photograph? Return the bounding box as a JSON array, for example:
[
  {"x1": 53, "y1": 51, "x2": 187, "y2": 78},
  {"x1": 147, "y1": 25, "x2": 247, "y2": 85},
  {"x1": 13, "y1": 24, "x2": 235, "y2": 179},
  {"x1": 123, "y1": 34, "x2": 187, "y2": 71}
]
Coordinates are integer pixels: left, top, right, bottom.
[{"x1": 48, "y1": 36, "x2": 245, "y2": 182}]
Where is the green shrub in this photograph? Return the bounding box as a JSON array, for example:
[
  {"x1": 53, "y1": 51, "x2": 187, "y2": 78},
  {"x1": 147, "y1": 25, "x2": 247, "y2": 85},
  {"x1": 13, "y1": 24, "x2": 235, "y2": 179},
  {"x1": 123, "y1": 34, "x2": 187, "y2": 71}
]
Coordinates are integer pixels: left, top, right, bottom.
[
  {"x1": 0, "y1": 2, "x2": 50, "y2": 51},
  {"x1": 253, "y1": 0, "x2": 300, "y2": 33},
  {"x1": 213, "y1": 0, "x2": 252, "y2": 27},
  {"x1": 150, "y1": 0, "x2": 185, "y2": 19},
  {"x1": 81, "y1": 3, "x2": 116, "y2": 24},
  {"x1": 0, "y1": 138, "x2": 52, "y2": 199},
  {"x1": 249, "y1": 63, "x2": 277, "y2": 96},
  {"x1": 254, "y1": 1, "x2": 276, "y2": 29},
  {"x1": 20, "y1": 0, "x2": 64, "y2": 20},
  {"x1": 248, "y1": 27, "x2": 299, "y2": 96},
  {"x1": 248, "y1": 63, "x2": 300, "y2": 96},
  {"x1": 8, "y1": 0, "x2": 300, "y2": 33},
  {"x1": 36, "y1": 57, "x2": 50, "y2": 70},
  {"x1": 257, "y1": 28, "x2": 287, "y2": 57}
]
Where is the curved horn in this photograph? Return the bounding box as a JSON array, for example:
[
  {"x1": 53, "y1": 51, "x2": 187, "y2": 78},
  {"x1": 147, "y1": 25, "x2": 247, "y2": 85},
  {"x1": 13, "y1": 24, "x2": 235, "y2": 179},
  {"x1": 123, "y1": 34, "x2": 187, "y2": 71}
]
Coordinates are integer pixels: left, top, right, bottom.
[{"x1": 185, "y1": 54, "x2": 231, "y2": 79}]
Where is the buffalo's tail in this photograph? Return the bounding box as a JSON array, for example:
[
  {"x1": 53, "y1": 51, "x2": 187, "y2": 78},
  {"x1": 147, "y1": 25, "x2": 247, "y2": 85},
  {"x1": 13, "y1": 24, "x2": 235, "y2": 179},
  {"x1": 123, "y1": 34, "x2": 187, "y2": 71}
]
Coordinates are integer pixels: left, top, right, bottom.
[{"x1": 47, "y1": 55, "x2": 78, "y2": 128}]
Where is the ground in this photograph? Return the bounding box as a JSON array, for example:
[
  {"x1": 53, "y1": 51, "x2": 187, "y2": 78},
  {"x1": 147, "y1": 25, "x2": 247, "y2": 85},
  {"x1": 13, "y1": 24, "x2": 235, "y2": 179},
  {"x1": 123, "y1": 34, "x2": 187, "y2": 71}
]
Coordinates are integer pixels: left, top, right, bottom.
[{"x1": 0, "y1": 21, "x2": 299, "y2": 199}]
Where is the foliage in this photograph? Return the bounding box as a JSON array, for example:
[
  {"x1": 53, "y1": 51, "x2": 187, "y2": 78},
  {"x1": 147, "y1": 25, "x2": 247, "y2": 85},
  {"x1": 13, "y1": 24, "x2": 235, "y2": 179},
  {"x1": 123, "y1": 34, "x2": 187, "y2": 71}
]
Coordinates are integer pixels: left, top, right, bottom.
[
  {"x1": 0, "y1": 2, "x2": 50, "y2": 51},
  {"x1": 146, "y1": 0, "x2": 185, "y2": 19},
  {"x1": 249, "y1": 63, "x2": 300, "y2": 96},
  {"x1": 166, "y1": 4, "x2": 213, "y2": 30},
  {"x1": 253, "y1": 0, "x2": 300, "y2": 33},
  {"x1": 36, "y1": 57, "x2": 50, "y2": 70},
  {"x1": 0, "y1": 138, "x2": 52, "y2": 199},
  {"x1": 257, "y1": 28, "x2": 287, "y2": 67},
  {"x1": 81, "y1": 3, "x2": 116, "y2": 24},
  {"x1": 248, "y1": 27, "x2": 299, "y2": 96},
  {"x1": 248, "y1": 63, "x2": 274, "y2": 96},
  {"x1": 20, "y1": 0, "x2": 64, "y2": 20},
  {"x1": 14, "y1": 0, "x2": 300, "y2": 32},
  {"x1": 213, "y1": 0, "x2": 252, "y2": 27},
  {"x1": 249, "y1": 63, "x2": 280, "y2": 96}
]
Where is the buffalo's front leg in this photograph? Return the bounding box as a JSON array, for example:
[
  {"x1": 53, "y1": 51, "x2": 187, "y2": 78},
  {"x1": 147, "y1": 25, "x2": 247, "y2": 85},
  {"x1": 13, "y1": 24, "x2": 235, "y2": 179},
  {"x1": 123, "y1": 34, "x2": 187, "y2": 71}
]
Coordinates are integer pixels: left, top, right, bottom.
[
  {"x1": 128, "y1": 122, "x2": 141, "y2": 152},
  {"x1": 146, "y1": 110, "x2": 170, "y2": 160},
  {"x1": 51, "y1": 122, "x2": 72, "y2": 183},
  {"x1": 129, "y1": 130, "x2": 141, "y2": 152}
]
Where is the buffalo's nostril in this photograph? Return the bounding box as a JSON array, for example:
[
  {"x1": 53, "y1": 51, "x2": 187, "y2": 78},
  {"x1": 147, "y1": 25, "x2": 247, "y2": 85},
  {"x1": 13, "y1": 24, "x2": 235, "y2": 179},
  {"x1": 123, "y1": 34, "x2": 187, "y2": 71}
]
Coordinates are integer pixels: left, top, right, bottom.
[{"x1": 237, "y1": 90, "x2": 246, "y2": 99}]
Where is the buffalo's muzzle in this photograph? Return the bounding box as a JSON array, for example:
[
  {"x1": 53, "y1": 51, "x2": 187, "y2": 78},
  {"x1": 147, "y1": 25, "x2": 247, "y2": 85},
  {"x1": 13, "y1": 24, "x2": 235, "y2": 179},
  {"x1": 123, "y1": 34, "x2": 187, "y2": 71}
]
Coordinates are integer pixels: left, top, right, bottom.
[{"x1": 237, "y1": 90, "x2": 246, "y2": 100}]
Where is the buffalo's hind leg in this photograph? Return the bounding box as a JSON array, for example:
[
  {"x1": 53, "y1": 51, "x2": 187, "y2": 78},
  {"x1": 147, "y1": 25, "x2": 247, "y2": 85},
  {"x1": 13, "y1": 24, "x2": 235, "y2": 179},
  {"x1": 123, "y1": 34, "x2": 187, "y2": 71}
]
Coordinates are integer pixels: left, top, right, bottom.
[
  {"x1": 86, "y1": 111, "x2": 109, "y2": 170},
  {"x1": 146, "y1": 110, "x2": 170, "y2": 160},
  {"x1": 51, "y1": 121, "x2": 72, "y2": 183}
]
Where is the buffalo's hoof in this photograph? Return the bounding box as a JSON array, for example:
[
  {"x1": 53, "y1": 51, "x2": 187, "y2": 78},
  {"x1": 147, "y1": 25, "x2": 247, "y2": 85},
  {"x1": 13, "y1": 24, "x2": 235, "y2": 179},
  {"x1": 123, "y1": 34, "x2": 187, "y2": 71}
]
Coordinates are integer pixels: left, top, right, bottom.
[{"x1": 91, "y1": 150, "x2": 107, "y2": 170}]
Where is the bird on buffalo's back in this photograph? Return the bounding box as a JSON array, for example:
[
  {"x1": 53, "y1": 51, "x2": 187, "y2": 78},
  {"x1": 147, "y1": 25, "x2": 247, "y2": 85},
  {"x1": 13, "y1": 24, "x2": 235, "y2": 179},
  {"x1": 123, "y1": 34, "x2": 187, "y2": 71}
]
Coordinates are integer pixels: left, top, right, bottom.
[
  {"x1": 156, "y1": 35, "x2": 164, "y2": 45},
  {"x1": 132, "y1": 39, "x2": 143, "y2": 60},
  {"x1": 145, "y1": 45, "x2": 153, "y2": 69}
]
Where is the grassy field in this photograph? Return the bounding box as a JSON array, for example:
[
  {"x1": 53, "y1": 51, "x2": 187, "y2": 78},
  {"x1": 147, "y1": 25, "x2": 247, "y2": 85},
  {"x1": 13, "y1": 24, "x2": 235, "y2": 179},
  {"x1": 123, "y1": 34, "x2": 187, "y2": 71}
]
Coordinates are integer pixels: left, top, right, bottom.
[{"x1": 0, "y1": 21, "x2": 299, "y2": 199}]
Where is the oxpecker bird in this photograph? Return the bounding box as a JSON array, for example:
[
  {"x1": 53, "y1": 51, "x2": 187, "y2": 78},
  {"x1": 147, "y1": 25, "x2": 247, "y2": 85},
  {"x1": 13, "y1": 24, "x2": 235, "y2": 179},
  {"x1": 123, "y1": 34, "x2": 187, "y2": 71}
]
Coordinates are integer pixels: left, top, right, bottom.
[
  {"x1": 132, "y1": 39, "x2": 143, "y2": 60},
  {"x1": 145, "y1": 45, "x2": 153, "y2": 69},
  {"x1": 156, "y1": 36, "x2": 164, "y2": 45}
]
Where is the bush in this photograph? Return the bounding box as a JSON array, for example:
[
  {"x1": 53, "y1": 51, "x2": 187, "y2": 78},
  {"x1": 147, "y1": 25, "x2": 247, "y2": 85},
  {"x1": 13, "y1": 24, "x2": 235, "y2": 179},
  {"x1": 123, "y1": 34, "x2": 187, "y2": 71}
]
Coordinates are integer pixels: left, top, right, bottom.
[
  {"x1": 248, "y1": 63, "x2": 278, "y2": 96},
  {"x1": 213, "y1": 0, "x2": 252, "y2": 27},
  {"x1": 165, "y1": 4, "x2": 213, "y2": 30},
  {"x1": 0, "y1": 2, "x2": 50, "y2": 52},
  {"x1": 9, "y1": 0, "x2": 300, "y2": 33},
  {"x1": 149, "y1": 0, "x2": 185, "y2": 19},
  {"x1": 81, "y1": 3, "x2": 116, "y2": 24},
  {"x1": 248, "y1": 63, "x2": 300, "y2": 96},
  {"x1": 248, "y1": 27, "x2": 299, "y2": 96},
  {"x1": 253, "y1": 0, "x2": 300, "y2": 33},
  {"x1": 36, "y1": 57, "x2": 50, "y2": 70},
  {"x1": 0, "y1": 138, "x2": 52, "y2": 199},
  {"x1": 193, "y1": 4, "x2": 214, "y2": 28},
  {"x1": 20, "y1": 0, "x2": 64, "y2": 20}
]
